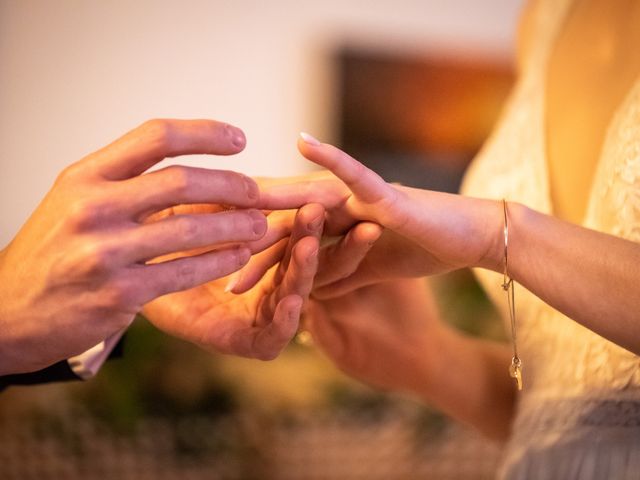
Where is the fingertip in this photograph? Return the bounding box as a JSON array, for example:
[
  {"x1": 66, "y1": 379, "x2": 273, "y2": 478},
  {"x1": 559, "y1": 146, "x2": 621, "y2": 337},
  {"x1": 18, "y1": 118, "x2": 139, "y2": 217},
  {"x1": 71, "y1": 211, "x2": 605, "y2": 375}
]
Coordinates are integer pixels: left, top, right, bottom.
[
  {"x1": 354, "y1": 222, "x2": 384, "y2": 245},
  {"x1": 248, "y1": 208, "x2": 268, "y2": 237},
  {"x1": 299, "y1": 132, "x2": 321, "y2": 146},
  {"x1": 236, "y1": 245, "x2": 251, "y2": 267},
  {"x1": 298, "y1": 203, "x2": 325, "y2": 233},
  {"x1": 297, "y1": 133, "x2": 325, "y2": 165},
  {"x1": 224, "y1": 271, "x2": 241, "y2": 293},
  {"x1": 228, "y1": 124, "x2": 247, "y2": 151},
  {"x1": 243, "y1": 176, "x2": 260, "y2": 203}
]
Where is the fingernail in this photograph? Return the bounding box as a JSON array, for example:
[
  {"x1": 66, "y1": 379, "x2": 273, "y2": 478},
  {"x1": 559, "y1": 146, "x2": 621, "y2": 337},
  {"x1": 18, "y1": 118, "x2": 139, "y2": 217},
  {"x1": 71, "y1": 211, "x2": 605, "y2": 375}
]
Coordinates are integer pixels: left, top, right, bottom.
[
  {"x1": 225, "y1": 271, "x2": 241, "y2": 293},
  {"x1": 250, "y1": 210, "x2": 267, "y2": 235},
  {"x1": 232, "y1": 128, "x2": 246, "y2": 149},
  {"x1": 244, "y1": 177, "x2": 259, "y2": 201},
  {"x1": 236, "y1": 246, "x2": 251, "y2": 267},
  {"x1": 300, "y1": 132, "x2": 321, "y2": 146}
]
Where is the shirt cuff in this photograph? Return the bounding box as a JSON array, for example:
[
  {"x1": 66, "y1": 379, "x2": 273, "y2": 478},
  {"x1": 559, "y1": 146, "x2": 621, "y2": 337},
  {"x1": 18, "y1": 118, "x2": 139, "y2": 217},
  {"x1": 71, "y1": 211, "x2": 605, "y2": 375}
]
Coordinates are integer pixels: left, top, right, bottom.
[{"x1": 67, "y1": 330, "x2": 126, "y2": 380}]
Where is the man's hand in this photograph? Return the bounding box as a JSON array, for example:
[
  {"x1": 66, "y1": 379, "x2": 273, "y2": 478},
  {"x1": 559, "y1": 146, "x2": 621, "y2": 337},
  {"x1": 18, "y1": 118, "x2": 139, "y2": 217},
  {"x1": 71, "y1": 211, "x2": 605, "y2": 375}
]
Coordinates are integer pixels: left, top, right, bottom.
[
  {"x1": 0, "y1": 119, "x2": 266, "y2": 374},
  {"x1": 143, "y1": 203, "x2": 323, "y2": 360}
]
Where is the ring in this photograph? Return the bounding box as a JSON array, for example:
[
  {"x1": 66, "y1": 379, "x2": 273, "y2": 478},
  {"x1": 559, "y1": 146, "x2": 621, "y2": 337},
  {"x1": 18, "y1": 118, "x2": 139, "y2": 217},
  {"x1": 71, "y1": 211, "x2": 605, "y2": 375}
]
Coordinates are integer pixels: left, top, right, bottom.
[{"x1": 295, "y1": 330, "x2": 314, "y2": 347}]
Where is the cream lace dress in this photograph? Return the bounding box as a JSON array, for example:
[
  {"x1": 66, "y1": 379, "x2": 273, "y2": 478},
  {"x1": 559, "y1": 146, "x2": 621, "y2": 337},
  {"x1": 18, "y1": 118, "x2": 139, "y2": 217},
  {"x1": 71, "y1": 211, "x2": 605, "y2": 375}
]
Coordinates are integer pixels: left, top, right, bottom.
[{"x1": 460, "y1": 0, "x2": 640, "y2": 478}]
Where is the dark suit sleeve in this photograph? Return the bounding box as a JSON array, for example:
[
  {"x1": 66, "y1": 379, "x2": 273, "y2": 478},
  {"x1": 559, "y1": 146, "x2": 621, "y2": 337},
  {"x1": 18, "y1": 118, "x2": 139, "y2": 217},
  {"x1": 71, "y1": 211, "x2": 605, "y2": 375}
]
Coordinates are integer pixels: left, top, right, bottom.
[
  {"x1": 0, "y1": 360, "x2": 80, "y2": 392},
  {"x1": 0, "y1": 334, "x2": 125, "y2": 392}
]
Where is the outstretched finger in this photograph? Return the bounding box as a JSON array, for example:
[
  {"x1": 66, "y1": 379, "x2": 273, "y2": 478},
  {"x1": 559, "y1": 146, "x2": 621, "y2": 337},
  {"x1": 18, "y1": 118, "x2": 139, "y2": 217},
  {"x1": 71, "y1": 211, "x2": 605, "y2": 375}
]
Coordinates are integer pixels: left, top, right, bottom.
[
  {"x1": 84, "y1": 119, "x2": 246, "y2": 180},
  {"x1": 118, "y1": 209, "x2": 266, "y2": 264},
  {"x1": 118, "y1": 166, "x2": 260, "y2": 219},
  {"x1": 256, "y1": 175, "x2": 349, "y2": 211},
  {"x1": 135, "y1": 245, "x2": 251, "y2": 304},
  {"x1": 297, "y1": 133, "x2": 391, "y2": 204}
]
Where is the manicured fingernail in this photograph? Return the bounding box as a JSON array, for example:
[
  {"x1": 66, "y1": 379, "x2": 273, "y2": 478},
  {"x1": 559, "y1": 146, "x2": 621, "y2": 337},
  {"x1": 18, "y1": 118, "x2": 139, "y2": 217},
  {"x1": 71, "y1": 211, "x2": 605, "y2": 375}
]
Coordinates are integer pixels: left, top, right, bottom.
[
  {"x1": 244, "y1": 177, "x2": 259, "y2": 200},
  {"x1": 225, "y1": 271, "x2": 241, "y2": 293},
  {"x1": 300, "y1": 132, "x2": 321, "y2": 146}
]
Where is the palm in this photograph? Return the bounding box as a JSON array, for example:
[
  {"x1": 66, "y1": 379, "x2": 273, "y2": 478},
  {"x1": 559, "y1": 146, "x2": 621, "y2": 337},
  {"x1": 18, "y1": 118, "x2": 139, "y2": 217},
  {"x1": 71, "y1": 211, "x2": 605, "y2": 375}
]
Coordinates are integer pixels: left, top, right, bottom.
[
  {"x1": 142, "y1": 202, "x2": 323, "y2": 360},
  {"x1": 144, "y1": 269, "x2": 289, "y2": 358}
]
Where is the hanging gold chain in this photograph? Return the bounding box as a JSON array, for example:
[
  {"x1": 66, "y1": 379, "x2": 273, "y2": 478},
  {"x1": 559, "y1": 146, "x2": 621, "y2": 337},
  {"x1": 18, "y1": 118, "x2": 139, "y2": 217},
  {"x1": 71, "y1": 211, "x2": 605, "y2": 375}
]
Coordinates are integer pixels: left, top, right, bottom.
[{"x1": 502, "y1": 199, "x2": 522, "y2": 391}]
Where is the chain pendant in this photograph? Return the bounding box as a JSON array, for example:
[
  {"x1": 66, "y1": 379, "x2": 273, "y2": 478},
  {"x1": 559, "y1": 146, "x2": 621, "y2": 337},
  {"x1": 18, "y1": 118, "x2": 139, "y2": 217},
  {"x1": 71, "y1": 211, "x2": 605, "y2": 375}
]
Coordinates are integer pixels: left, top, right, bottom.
[{"x1": 509, "y1": 357, "x2": 523, "y2": 391}]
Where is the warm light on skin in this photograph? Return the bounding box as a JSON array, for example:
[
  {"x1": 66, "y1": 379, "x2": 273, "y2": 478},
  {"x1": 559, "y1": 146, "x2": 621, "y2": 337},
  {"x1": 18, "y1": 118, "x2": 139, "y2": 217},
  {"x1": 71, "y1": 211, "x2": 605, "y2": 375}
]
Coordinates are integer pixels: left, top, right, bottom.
[{"x1": 544, "y1": 0, "x2": 640, "y2": 224}]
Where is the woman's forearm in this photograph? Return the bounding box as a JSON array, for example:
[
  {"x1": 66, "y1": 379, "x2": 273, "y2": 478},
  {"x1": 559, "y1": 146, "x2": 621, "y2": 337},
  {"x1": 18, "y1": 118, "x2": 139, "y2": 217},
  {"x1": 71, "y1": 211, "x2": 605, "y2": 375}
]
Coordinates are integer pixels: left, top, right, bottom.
[
  {"x1": 416, "y1": 325, "x2": 516, "y2": 440},
  {"x1": 490, "y1": 202, "x2": 640, "y2": 355}
]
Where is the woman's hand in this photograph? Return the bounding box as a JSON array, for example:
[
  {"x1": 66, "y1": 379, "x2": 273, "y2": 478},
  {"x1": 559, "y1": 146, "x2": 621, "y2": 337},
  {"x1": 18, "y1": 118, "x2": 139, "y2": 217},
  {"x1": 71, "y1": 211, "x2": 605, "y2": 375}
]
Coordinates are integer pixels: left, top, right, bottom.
[
  {"x1": 257, "y1": 134, "x2": 504, "y2": 290},
  {"x1": 308, "y1": 275, "x2": 515, "y2": 439},
  {"x1": 142, "y1": 203, "x2": 323, "y2": 360},
  {"x1": 0, "y1": 119, "x2": 267, "y2": 374},
  {"x1": 307, "y1": 278, "x2": 446, "y2": 394}
]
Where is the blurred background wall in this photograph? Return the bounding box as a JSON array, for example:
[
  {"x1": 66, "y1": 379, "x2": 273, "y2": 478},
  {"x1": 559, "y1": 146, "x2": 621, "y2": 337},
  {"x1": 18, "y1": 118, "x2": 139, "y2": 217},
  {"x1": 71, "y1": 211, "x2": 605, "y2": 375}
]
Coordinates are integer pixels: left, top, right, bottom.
[
  {"x1": 0, "y1": 1, "x2": 524, "y2": 479},
  {"x1": 0, "y1": 0, "x2": 522, "y2": 247}
]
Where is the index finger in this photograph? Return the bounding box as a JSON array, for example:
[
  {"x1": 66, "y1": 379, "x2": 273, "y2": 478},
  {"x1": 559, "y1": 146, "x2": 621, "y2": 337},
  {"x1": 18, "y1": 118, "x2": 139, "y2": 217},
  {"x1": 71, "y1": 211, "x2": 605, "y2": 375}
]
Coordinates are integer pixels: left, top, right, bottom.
[
  {"x1": 85, "y1": 119, "x2": 247, "y2": 180},
  {"x1": 297, "y1": 132, "x2": 391, "y2": 204}
]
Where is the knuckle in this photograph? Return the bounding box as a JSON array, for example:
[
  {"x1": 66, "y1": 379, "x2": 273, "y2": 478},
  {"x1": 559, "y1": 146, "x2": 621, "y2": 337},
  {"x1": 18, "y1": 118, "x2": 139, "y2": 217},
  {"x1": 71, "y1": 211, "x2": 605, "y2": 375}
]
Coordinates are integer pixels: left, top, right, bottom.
[
  {"x1": 173, "y1": 215, "x2": 200, "y2": 242},
  {"x1": 229, "y1": 172, "x2": 257, "y2": 200},
  {"x1": 379, "y1": 188, "x2": 409, "y2": 229},
  {"x1": 77, "y1": 241, "x2": 118, "y2": 275},
  {"x1": 350, "y1": 158, "x2": 367, "y2": 178},
  {"x1": 164, "y1": 165, "x2": 193, "y2": 196},
  {"x1": 218, "y1": 170, "x2": 243, "y2": 192},
  {"x1": 55, "y1": 162, "x2": 83, "y2": 184},
  {"x1": 174, "y1": 262, "x2": 198, "y2": 290},
  {"x1": 67, "y1": 197, "x2": 109, "y2": 230},
  {"x1": 140, "y1": 118, "x2": 174, "y2": 154},
  {"x1": 104, "y1": 278, "x2": 137, "y2": 310}
]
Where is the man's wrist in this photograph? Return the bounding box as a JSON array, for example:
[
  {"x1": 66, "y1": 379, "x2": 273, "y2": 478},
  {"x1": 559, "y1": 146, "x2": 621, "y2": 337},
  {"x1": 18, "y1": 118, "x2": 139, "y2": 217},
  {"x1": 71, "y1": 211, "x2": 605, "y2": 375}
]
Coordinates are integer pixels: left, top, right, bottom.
[{"x1": 67, "y1": 329, "x2": 126, "y2": 379}]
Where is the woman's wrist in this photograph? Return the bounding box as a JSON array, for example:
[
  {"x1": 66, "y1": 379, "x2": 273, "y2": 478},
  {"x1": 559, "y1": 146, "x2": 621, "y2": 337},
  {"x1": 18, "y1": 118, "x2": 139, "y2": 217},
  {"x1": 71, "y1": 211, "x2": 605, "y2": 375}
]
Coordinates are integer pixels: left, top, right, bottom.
[{"x1": 475, "y1": 199, "x2": 530, "y2": 273}]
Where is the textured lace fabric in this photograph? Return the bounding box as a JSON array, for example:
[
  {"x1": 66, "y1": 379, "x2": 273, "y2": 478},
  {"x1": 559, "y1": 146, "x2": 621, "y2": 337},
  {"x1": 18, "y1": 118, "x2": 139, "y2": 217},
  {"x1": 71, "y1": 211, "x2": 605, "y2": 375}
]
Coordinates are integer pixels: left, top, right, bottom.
[{"x1": 460, "y1": 0, "x2": 640, "y2": 478}]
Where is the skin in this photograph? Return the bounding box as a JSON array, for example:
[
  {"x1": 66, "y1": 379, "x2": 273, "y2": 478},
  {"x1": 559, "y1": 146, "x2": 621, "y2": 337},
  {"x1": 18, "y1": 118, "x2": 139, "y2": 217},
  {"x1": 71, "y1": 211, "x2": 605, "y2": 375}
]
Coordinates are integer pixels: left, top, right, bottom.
[
  {"x1": 544, "y1": 0, "x2": 640, "y2": 224},
  {"x1": 307, "y1": 279, "x2": 515, "y2": 440},
  {"x1": 0, "y1": 119, "x2": 320, "y2": 374},
  {"x1": 257, "y1": 133, "x2": 640, "y2": 438},
  {"x1": 253, "y1": 0, "x2": 640, "y2": 437},
  {"x1": 143, "y1": 203, "x2": 323, "y2": 361}
]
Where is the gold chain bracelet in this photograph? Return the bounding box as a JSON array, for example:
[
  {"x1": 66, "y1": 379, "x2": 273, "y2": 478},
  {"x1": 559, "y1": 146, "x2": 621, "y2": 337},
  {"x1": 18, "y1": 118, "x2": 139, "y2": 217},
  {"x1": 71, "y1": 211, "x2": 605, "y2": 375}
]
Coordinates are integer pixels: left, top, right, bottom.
[{"x1": 502, "y1": 199, "x2": 523, "y2": 391}]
